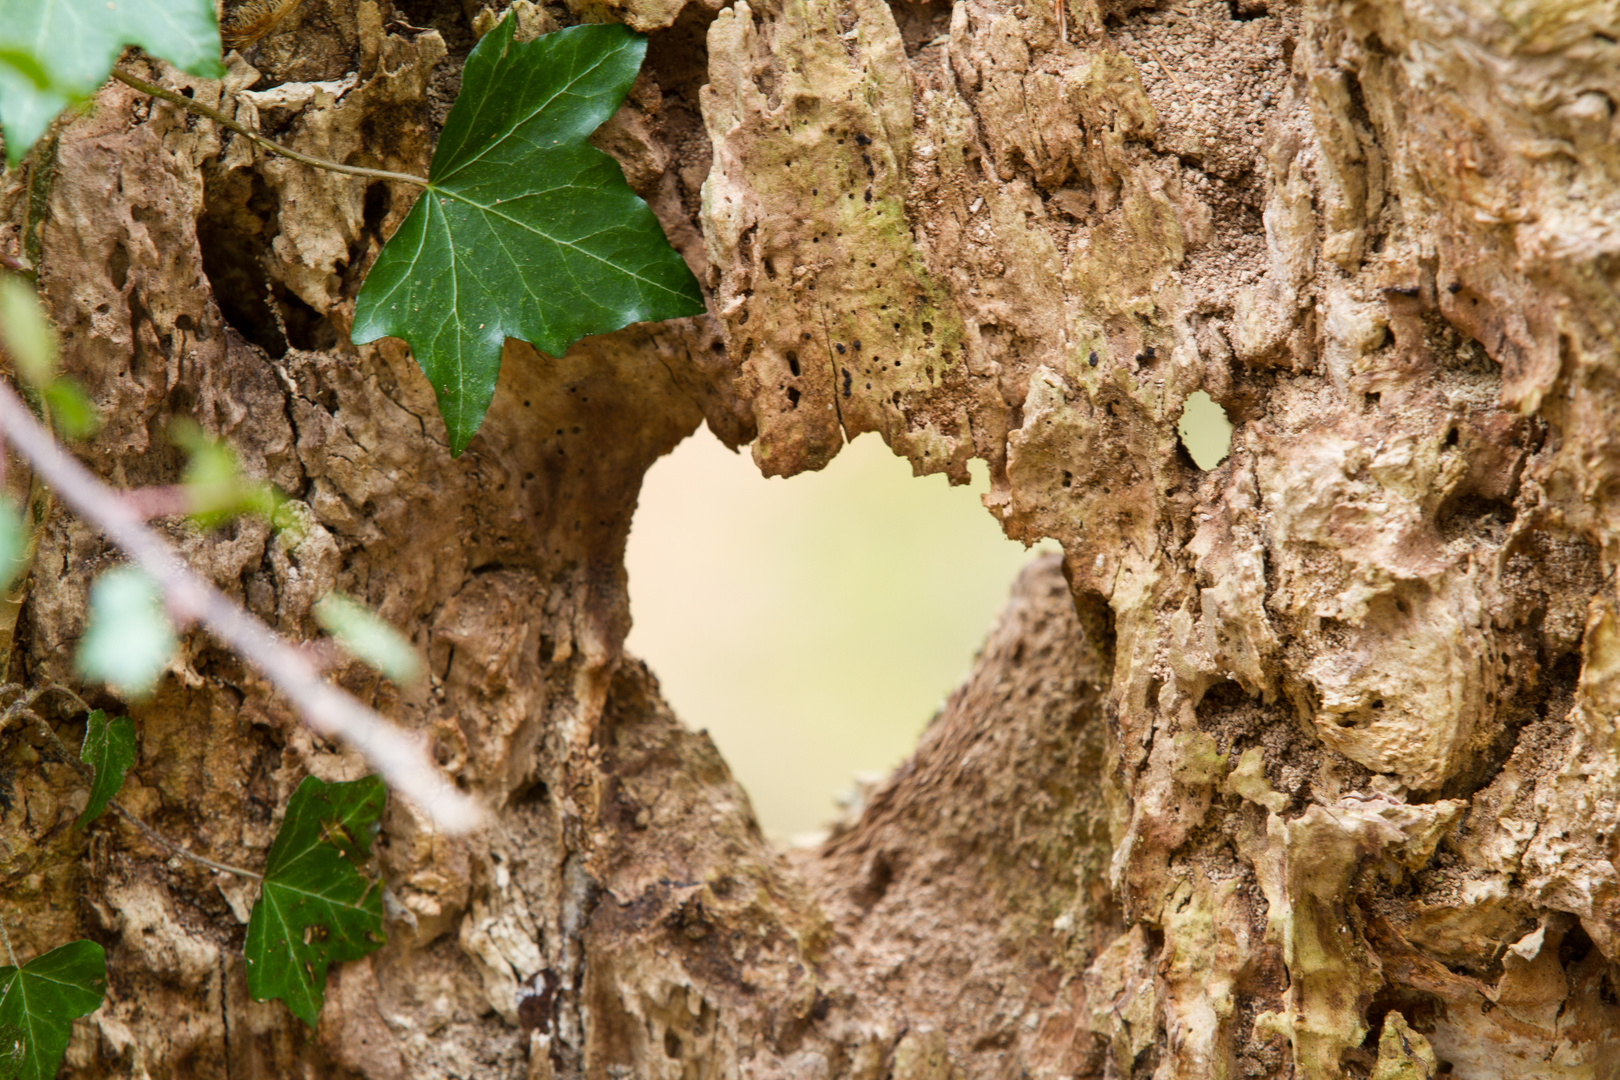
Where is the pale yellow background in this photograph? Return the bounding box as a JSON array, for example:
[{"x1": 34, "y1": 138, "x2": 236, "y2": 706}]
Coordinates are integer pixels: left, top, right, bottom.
[{"x1": 626, "y1": 430, "x2": 1054, "y2": 838}]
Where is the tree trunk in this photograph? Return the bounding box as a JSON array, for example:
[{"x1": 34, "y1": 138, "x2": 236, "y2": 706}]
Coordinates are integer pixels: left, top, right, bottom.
[{"x1": 3, "y1": 0, "x2": 1618, "y2": 1076}]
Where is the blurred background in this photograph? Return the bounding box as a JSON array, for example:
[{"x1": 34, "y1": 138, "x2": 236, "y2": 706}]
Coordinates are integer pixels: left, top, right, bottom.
[
  {"x1": 625, "y1": 429, "x2": 1055, "y2": 839},
  {"x1": 625, "y1": 399, "x2": 1230, "y2": 840}
]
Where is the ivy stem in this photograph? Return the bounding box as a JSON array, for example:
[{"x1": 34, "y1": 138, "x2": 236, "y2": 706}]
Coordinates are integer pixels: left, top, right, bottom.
[
  {"x1": 108, "y1": 68, "x2": 431, "y2": 188},
  {"x1": 25, "y1": 705, "x2": 263, "y2": 881},
  {"x1": 37, "y1": 682, "x2": 93, "y2": 716},
  {"x1": 0, "y1": 911, "x2": 16, "y2": 968},
  {"x1": 25, "y1": 708, "x2": 83, "y2": 776},
  {"x1": 108, "y1": 803, "x2": 263, "y2": 881},
  {"x1": 0, "y1": 684, "x2": 58, "y2": 734}
]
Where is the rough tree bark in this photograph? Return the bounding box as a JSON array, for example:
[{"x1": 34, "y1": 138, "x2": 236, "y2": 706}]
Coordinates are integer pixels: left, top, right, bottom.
[{"x1": 2, "y1": 0, "x2": 1618, "y2": 1076}]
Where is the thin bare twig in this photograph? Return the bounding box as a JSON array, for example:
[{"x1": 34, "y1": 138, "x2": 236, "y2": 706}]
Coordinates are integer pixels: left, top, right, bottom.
[
  {"x1": 0, "y1": 380, "x2": 482, "y2": 832},
  {"x1": 35, "y1": 682, "x2": 93, "y2": 716},
  {"x1": 108, "y1": 803, "x2": 262, "y2": 880},
  {"x1": 27, "y1": 703, "x2": 261, "y2": 878},
  {"x1": 108, "y1": 68, "x2": 430, "y2": 189},
  {"x1": 3, "y1": 684, "x2": 62, "y2": 737},
  {"x1": 26, "y1": 708, "x2": 81, "y2": 769},
  {"x1": 2, "y1": 683, "x2": 97, "y2": 742},
  {"x1": 1145, "y1": 45, "x2": 1188, "y2": 99}
]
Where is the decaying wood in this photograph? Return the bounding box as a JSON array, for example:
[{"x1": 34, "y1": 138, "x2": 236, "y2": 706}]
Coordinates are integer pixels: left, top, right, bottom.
[{"x1": 1, "y1": 0, "x2": 1618, "y2": 1076}]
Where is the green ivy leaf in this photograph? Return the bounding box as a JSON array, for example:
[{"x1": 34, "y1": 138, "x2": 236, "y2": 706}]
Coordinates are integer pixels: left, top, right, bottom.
[
  {"x1": 75, "y1": 566, "x2": 177, "y2": 699},
  {"x1": 77, "y1": 709, "x2": 135, "y2": 827},
  {"x1": 245, "y1": 775, "x2": 387, "y2": 1028},
  {"x1": 313, "y1": 594, "x2": 423, "y2": 685},
  {"x1": 351, "y1": 17, "x2": 705, "y2": 454},
  {"x1": 169, "y1": 420, "x2": 280, "y2": 528},
  {"x1": 0, "y1": 1020, "x2": 22, "y2": 1080},
  {"x1": 0, "y1": 940, "x2": 106, "y2": 1080},
  {"x1": 0, "y1": 0, "x2": 223, "y2": 166}
]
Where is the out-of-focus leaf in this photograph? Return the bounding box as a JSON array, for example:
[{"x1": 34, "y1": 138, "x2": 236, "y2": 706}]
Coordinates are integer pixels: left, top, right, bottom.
[
  {"x1": 0, "y1": 275, "x2": 55, "y2": 387},
  {"x1": 42, "y1": 377, "x2": 98, "y2": 439},
  {"x1": 312, "y1": 594, "x2": 423, "y2": 685},
  {"x1": 0, "y1": 940, "x2": 106, "y2": 1080},
  {"x1": 245, "y1": 775, "x2": 387, "y2": 1028},
  {"x1": 350, "y1": 18, "x2": 705, "y2": 454},
  {"x1": 0, "y1": 278, "x2": 100, "y2": 439},
  {"x1": 170, "y1": 420, "x2": 281, "y2": 528},
  {"x1": 0, "y1": 498, "x2": 28, "y2": 596},
  {"x1": 0, "y1": 49, "x2": 51, "y2": 91},
  {"x1": 0, "y1": 0, "x2": 223, "y2": 166},
  {"x1": 77, "y1": 709, "x2": 135, "y2": 827},
  {"x1": 75, "y1": 566, "x2": 175, "y2": 699}
]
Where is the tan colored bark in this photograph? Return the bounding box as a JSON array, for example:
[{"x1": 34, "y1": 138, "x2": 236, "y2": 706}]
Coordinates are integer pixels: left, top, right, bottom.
[{"x1": 1, "y1": 0, "x2": 1618, "y2": 1077}]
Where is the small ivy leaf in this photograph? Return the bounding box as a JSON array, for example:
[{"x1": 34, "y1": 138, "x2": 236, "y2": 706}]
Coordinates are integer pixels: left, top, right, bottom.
[
  {"x1": 169, "y1": 420, "x2": 281, "y2": 528},
  {"x1": 0, "y1": 275, "x2": 56, "y2": 387},
  {"x1": 42, "y1": 377, "x2": 100, "y2": 440},
  {"x1": 245, "y1": 775, "x2": 387, "y2": 1028},
  {"x1": 0, "y1": 940, "x2": 107, "y2": 1080},
  {"x1": 75, "y1": 566, "x2": 177, "y2": 699},
  {"x1": 351, "y1": 17, "x2": 706, "y2": 454},
  {"x1": 0, "y1": 497, "x2": 29, "y2": 596},
  {"x1": 77, "y1": 709, "x2": 135, "y2": 827},
  {"x1": 0, "y1": 0, "x2": 223, "y2": 166},
  {"x1": 313, "y1": 594, "x2": 424, "y2": 685},
  {"x1": 0, "y1": 277, "x2": 102, "y2": 438}
]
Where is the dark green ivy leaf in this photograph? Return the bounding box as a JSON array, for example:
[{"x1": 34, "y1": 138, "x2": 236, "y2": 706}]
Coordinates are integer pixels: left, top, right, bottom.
[
  {"x1": 351, "y1": 17, "x2": 706, "y2": 454},
  {"x1": 0, "y1": 0, "x2": 223, "y2": 166},
  {"x1": 77, "y1": 709, "x2": 135, "y2": 827},
  {"x1": 0, "y1": 940, "x2": 106, "y2": 1080},
  {"x1": 0, "y1": 1020, "x2": 21, "y2": 1080},
  {"x1": 244, "y1": 775, "x2": 387, "y2": 1028}
]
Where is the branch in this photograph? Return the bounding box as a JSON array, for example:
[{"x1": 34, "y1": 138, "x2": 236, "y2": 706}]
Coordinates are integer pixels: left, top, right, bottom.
[
  {"x1": 0, "y1": 683, "x2": 80, "y2": 737},
  {"x1": 116, "y1": 485, "x2": 193, "y2": 521},
  {"x1": 108, "y1": 68, "x2": 431, "y2": 189},
  {"x1": 109, "y1": 802, "x2": 262, "y2": 881},
  {"x1": 0, "y1": 380, "x2": 483, "y2": 832}
]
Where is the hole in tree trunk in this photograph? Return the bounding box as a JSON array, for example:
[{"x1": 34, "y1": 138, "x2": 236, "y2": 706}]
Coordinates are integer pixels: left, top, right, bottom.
[
  {"x1": 1178, "y1": 390, "x2": 1234, "y2": 469},
  {"x1": 626, "y1": 429, "x2": 1057, "y2": 838},
  {"x1": 197, "y1": 170, "x2": 288, "y2": 358}
]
